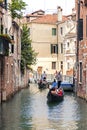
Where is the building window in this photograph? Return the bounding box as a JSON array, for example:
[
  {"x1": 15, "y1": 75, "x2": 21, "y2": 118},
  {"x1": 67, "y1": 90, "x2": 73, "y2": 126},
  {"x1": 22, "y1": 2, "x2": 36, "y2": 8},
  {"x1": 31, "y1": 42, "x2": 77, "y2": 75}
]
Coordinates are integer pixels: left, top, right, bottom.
[
  {"x1": 78, "y1": 19, "x2": 83, "y2": 40},
  {"x1": 51, "y1": 44, "x2": 58, "y2": 54},
  {"x1": 67, "y1": 42, "x2": 69, "y2": 48},
  {"x1": 60, "y1": 27, "x2": 63, "y2": 35},
  {"x1": 67, "y1": 62, "x2": 70, "y2": 69},
  {"x1": 5, "y1": 0, "x2": 7, "y2": 10},
  {"x1": 61, "y1": 43, "x2": 63, "y2": 53},
  {"x1": 86, "y1": 16, "x2": 87, "y2": 37},
  {"x1": 11, "y1": 65, "x2": 14, "y2": 81},
  {"x1": 79, "y1": 62, "x2": 82, "y2": 82},
  {"x1": 52, "y1": 28, "x2": 56, "y2": 35},
  {"x1": 61, "y1": 61, "x2": 63, "y2": 70},
  {"x1": 6, "y1": 64, "x2": 9, "y2": 82},
  {"x1": 0, "y1": 40, "x2": 3, "y2": 54},
  {"x1": 52, "y1": 62, "x2": 56, "y2": 69},
  {"x1": 5, "y1": 28, "x2": 8, "y2": 34},
  {"x1": 11, "y1": 45, "x2": 14, "y2": 53}
]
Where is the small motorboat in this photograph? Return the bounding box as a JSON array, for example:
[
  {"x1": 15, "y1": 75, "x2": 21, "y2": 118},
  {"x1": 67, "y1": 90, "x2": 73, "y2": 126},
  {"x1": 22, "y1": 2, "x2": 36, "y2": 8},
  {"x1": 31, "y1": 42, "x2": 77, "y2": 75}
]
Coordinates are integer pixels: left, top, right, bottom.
[
  {"x1": 47, "y1": 88, "x2": 64, "y2": 103},
  {"x1": 60, "y1": 81, "x2": 73, "y2": 92}
]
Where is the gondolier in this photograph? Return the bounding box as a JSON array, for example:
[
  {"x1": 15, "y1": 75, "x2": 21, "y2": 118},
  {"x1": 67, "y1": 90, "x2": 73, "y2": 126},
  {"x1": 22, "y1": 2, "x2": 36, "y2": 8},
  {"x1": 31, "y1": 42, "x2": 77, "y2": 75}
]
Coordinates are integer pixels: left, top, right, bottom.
[
  {"x1": 41, "y1": 71, "x2": 47, "y2": 80},
  {"x1": 55, "y1": 71, "x2": 62, "y2": 88}
]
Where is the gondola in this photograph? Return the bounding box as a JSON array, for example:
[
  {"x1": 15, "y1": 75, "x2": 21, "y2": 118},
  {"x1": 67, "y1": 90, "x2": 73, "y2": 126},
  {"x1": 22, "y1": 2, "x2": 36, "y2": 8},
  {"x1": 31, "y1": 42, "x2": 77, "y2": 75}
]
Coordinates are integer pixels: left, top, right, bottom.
[
  {"x1": 38, "y1": 79, "x2": 48, "y2": 89},
  {"x1": 47, "y1": 88, "x2": 64, "y2": 103}
]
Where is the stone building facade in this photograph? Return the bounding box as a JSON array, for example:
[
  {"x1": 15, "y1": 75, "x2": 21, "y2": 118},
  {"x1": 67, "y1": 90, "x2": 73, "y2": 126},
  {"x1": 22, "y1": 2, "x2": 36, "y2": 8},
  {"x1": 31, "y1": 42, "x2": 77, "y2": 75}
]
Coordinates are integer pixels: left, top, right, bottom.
[{"x1": 21, "y1": 7, "x2": 76, "y2": 78}]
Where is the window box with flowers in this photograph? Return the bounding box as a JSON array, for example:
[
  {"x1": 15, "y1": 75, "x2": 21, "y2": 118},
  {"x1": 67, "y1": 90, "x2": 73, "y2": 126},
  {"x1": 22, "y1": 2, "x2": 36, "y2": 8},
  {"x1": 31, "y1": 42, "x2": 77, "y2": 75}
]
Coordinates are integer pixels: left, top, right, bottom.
[
  {"x1": 0, "y1": 0, "x2": 4, "y2": 7},
  {"x1": 0, "y1": 0, "x2": 3, "y2": 3}
]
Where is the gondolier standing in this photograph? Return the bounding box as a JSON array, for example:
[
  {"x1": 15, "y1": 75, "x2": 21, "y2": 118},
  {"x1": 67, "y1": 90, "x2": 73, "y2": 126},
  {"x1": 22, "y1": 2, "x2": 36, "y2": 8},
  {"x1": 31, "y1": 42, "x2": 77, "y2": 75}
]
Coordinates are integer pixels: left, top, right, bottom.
[
  {"x1": 55, "y1": 71, "x2": 62, "y2": 88},
  {"x1": 41, "y1": 71, "x2": 47, "y2": 80}
]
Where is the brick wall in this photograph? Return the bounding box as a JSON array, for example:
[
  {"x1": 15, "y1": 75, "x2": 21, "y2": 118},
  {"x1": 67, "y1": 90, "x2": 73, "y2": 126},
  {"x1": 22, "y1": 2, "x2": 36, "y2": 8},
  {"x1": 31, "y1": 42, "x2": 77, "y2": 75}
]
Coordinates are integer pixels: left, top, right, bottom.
[
  {"x1": 76, "y1": 0, "x2": 87, "y2": 100},
  {"x1": 2, "y1": 56, "x2": 14, "y2": 101}
]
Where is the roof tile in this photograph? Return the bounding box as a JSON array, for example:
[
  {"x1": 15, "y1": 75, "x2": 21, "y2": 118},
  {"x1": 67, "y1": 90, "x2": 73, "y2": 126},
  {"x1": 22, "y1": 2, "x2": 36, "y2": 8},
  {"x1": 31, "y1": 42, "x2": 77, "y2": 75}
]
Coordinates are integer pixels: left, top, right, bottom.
[{"x1": 31, "y1": 14, "x2": 68, "y2": 24}]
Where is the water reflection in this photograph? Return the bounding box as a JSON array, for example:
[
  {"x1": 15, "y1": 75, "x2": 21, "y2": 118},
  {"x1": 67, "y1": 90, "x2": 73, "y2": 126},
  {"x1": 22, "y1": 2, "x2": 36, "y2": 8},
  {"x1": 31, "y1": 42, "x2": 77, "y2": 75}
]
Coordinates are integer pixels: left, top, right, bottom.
[{"x1": 0, "y1": 84, "x2": 87, "y2": 130}]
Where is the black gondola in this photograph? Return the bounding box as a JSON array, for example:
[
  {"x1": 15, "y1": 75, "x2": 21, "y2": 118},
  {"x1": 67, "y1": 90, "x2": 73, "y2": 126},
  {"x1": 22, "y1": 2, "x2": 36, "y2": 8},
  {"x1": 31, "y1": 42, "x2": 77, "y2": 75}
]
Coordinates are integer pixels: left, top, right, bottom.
[
  {"x1": 38, "y1": 79, "x2": 48, "y2": 89},
  {"x1": 47, "y1": 88, "x2": 64, "y2": 103}
]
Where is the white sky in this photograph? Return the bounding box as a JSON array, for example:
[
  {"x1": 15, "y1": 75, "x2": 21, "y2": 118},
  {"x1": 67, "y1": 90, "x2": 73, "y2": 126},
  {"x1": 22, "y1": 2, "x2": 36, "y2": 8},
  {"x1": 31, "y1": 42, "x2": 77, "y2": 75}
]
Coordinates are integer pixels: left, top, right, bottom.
[{"x1": 23, "y1": 0, "x2": 75, "y2": 15}]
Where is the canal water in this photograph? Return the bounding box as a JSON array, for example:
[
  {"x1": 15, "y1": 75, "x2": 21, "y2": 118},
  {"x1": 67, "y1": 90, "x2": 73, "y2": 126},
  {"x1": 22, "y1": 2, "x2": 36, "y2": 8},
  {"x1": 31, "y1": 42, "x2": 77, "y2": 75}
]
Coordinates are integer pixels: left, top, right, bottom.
[{"x1": 0, "y1": 84, "x2": 87, "y2": 130}]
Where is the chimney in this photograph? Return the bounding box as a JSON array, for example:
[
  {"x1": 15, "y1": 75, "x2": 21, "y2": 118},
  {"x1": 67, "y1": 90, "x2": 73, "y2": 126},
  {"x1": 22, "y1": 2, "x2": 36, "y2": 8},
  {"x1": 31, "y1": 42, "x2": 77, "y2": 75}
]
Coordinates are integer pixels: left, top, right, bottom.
[
  {"x1": 57, "y1": 6, "x2": 62, "y2": 22},
  {"x1": 72, "y1": 8, "x2": 76, "y2": 14}
]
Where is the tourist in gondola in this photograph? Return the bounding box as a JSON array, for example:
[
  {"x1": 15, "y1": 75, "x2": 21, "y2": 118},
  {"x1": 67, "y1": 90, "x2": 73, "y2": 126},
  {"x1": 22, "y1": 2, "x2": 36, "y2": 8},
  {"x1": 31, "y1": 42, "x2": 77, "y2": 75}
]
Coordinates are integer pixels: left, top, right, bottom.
[{"x1": 57, "y1": 87, "x2": 64, "y2": 96}]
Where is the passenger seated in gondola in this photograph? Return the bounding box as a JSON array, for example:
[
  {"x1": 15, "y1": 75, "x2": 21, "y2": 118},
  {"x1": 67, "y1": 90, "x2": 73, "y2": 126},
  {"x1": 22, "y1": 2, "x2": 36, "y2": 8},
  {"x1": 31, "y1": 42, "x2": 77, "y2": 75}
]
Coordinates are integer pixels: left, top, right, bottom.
[
  {"x1": 50, "y1": 80, "x2": 64, "y2": 96},
  {"x1": 57, "y1": 87, "x2": 63, "y2": 96}
]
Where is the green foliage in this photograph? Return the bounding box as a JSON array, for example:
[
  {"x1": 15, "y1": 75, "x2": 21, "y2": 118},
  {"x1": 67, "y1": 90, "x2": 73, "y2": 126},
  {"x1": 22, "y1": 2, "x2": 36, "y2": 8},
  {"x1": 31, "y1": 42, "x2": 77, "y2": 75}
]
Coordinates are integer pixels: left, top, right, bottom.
[
  {"x1": 0, "y1": 34, "x2": 12, "y2": 43},
  {"x1": 8, "y1": 0, "x2": 27, "y2": 19},
  {"x1": 21, "y1": 24, "x2": 37, "y2": 74}
]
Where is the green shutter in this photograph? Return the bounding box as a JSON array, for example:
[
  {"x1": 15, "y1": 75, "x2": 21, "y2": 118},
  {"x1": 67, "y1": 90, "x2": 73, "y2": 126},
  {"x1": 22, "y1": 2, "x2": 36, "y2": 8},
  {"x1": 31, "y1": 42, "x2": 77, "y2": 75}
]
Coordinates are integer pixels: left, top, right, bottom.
[
  {"x1": 51, "y1": 44, "x2": 53, "y2": 53},
  {"x1": 56, "y1": 44, "x2": 58, "y2": 54}
]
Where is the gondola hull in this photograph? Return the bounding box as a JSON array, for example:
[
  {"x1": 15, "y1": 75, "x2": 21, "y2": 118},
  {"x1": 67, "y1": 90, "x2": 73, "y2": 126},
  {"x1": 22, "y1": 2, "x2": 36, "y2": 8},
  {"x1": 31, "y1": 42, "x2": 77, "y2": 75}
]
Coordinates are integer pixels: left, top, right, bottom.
[
  {"x1": 47, "y1": 90, "x2": 64, "y2": 103},
  {"x1": 38, "y1": 82, "x2": 47, "y2": 89},
  {"x1": 38, "y1": 80, "x2": 49, "y2": 89}
]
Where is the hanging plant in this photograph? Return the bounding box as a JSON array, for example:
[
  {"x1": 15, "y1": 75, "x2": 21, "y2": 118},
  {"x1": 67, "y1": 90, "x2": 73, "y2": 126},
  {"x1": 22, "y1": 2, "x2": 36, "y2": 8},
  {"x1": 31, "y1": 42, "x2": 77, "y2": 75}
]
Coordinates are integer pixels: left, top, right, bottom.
[
  {"x1": 0, "y1": 0, "x2": 3, "y2": 3},
  {"x1": 0, "y1": 34, "x2": 12, "y2": 43},
  {"x1": 0, "y1": 0, "x2": 3, "y2": 5}
]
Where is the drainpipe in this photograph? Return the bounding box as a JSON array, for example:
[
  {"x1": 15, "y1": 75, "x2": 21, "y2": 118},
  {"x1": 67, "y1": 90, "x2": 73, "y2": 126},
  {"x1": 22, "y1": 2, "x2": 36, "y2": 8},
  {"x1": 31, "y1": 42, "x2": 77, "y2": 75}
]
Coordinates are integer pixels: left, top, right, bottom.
[
  {"x1": 77, "y1": 0, "x2": 80, "y2": 63},
  {"x1": 56, "y1": 6, "x2": 63, "y2": 70},
  {"x1": 76, "y1": 0, "x2": 80, "y2": 91},
  {"x1": 56, "y1": 23, "x2": 58, "y2": 70}
]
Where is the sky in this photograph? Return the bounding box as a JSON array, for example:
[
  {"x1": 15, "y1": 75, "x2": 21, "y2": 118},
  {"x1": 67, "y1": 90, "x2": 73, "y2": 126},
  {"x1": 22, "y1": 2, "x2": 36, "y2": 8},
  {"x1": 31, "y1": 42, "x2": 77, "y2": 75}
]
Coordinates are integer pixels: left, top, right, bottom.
[{"x1": 23, "y1": 0, "x2": 75, "y2": 15}]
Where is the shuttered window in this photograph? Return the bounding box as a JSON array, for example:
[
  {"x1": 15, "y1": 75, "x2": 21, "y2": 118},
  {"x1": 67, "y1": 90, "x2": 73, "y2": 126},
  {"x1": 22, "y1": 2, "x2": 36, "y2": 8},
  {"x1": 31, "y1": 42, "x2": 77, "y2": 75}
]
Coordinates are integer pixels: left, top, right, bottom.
[
  {"x1": 52, "y1": 28, "x2": 56, "y2": 35},
  {"x1": 52, "y1": 62, "x2": 56, "y2": 69},
  {"x1": 78, "y1": 19, "x2": 83, "y2": 41}
]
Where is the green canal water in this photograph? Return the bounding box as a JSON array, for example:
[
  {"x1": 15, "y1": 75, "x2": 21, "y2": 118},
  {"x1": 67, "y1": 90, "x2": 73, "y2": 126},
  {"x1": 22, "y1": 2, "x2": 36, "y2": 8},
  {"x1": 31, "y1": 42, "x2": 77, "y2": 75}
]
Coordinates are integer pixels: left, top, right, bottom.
[{"x1": 0, "y1": 83, "x2": 87, "y2": 130}]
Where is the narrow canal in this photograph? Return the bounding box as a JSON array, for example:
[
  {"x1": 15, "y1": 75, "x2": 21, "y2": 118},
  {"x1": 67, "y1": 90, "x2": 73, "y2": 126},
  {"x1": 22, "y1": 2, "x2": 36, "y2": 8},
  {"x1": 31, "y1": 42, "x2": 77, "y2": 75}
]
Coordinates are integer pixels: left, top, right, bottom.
[{"x1": 0, "y1": 83, "x2": 87, "y2": 130}]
